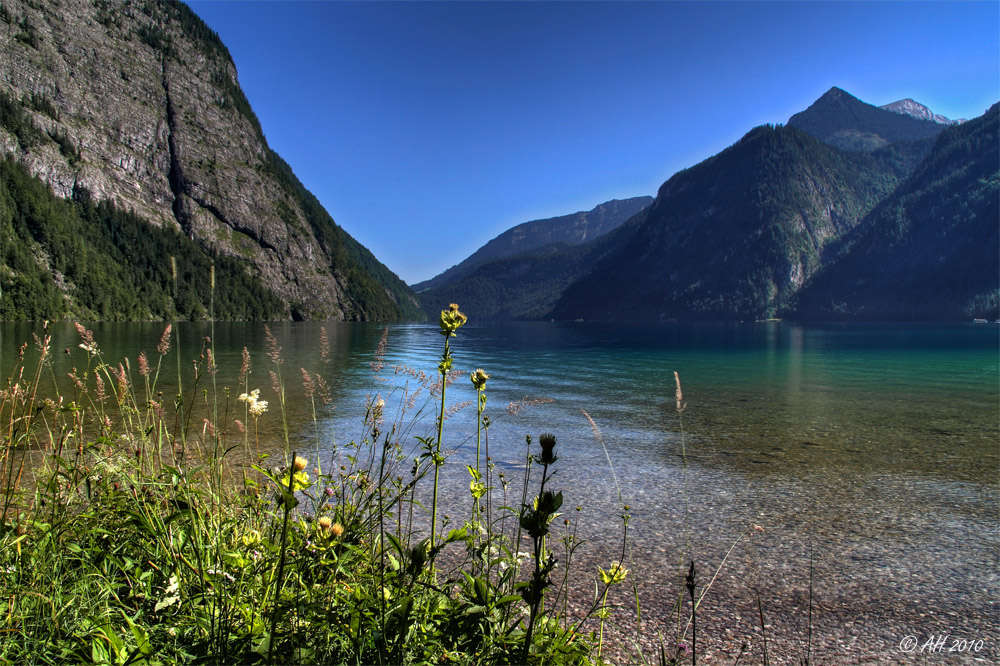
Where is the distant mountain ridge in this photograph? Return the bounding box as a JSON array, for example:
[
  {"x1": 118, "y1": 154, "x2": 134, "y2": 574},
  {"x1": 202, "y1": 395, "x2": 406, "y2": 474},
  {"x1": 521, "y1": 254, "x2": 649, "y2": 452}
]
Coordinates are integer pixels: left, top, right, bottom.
[
  {"x1": 420, "y1": 87, "x2": 997, "y2": 323},
  {"x1": 788, "y1": 87, "x2": 948, "y2": 151},
  {"x1": 415, "y1": 204, "x2": 653, "y2": 320},
  {"x1": 412, "y1": 196, "x2": 651, "y2": 292},
  {"x1": 880, "y1": 98, "x2": 965, "y2": 125}
]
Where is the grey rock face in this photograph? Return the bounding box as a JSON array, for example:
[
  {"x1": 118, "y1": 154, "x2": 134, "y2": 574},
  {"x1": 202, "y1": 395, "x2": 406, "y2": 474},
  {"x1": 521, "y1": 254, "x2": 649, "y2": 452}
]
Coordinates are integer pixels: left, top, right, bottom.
[
  {"x1": 880, "y1": 98, "x2": 964, "y2": 125},
  {"x1": 1, "y1": 0, "x2": 408, "y2": 319}
]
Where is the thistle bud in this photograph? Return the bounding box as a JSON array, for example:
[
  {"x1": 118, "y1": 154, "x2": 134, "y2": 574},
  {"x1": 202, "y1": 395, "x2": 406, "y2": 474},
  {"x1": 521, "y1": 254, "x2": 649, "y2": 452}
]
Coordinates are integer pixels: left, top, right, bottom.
[{"x1": 538, "y1": 433, "x2": 557, "y2": 465}]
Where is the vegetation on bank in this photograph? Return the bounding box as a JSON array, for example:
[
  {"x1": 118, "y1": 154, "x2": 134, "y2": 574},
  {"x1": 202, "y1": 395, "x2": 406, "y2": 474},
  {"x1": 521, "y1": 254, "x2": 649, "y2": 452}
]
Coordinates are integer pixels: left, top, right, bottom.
[
  {"x1": 0, "y1": 155, "x2": 285, "y2": 321},
  {"x1": 0, "y1": 305, "x2": 746, "y2": 665},
  {"x1": 3, "y1": 0, "x2": 422, "y2": 323}
]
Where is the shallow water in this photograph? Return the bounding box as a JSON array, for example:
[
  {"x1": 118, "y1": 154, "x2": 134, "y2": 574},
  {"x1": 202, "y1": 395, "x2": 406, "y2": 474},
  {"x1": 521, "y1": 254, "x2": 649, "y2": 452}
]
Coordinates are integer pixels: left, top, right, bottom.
[{"x1": 3, "y1": 320, "x2": 997, "y2": 663}]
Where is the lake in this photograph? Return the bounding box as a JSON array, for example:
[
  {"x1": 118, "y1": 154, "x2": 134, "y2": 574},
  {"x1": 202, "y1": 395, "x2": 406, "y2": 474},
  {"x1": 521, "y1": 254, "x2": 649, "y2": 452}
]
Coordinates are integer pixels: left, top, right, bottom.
[{"x1": 2, "y1": 320, "x2": 997, "y2": 664}]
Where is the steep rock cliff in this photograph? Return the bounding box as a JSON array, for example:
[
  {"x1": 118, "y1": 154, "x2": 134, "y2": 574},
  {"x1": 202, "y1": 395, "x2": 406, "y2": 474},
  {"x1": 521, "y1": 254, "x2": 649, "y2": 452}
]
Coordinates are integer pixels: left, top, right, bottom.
[{"x1": 0, "y1": 0, "x2": 419, "y2": 320}]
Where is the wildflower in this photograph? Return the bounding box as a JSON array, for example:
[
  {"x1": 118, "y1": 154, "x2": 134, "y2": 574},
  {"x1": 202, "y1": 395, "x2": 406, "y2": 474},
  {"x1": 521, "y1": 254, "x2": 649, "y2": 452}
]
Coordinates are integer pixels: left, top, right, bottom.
[
  {"x1": 301, "y1": 368, "x2": 315, "y2": 399},
  {"x1": 598, "y1": 561, "x2": 629, "y2": 585},
  {"x1": 538, "y1": 433, "x2": 557, "y2": 465},
  {"x1": 330, "y1": 522, "x2": 345, "y2": 538},
  {"x1": 238, "y1": 389, "x2": 268, "y2": 418},
  {"x1": 264, "y1": 325, "x2": 282, "y2": 364},
  {"x1": 207, "y1": 568, "x2": 236, "y2": 584},
  {"x1": 317, "y1": 515, "x2": 333, "y2": 531},
  {"x1": 500, "y1": 551, "x2": 531, "y2": 572},
  {"x1": 315, "y1": 374, "x2": 333, "y2": 405},
  {"x1": 238, "y1": 346, "x2": 251, "y2": 383},
  {"x1": 74, "y1": 322, "x2": 100, "y2": 356},
  {"x1": 470, "y1": 368, "x2": 489, "y2": 390},
  {"x1": 370, "y1": 327, "x2": 389, "y2": 374},
  {"x1": 292, "y1": 455, "x2": 308, "y2": 472},
  {"x1": 324, "y1": 486, "x2": 335, "y2": 498},
  {"x1": 439, "y1": 303, "x2": 467, "y2": 337},
  {"x1": 157, "y1": 324, "x2": 172, "y2": 356}
]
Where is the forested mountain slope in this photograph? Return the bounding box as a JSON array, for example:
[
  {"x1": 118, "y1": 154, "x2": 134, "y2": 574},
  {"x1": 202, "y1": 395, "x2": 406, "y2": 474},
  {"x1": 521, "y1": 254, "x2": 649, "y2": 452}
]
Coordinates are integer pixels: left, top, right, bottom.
[
  {"x1": 549, "y1": 124, "x2": 917, "y2": 321},
  {"x1": 0, "y1": 0, "x2": 419, "y2": 320},
  {"x1": 791, "y1": 103, "x2": 999, "y2": 321},
  {"x1": 413, "y1": 197, "x2": 651, "y2": 293}
]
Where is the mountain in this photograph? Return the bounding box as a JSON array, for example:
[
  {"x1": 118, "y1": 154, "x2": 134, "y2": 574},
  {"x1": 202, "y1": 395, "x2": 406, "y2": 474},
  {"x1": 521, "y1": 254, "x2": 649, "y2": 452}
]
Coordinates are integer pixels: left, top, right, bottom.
[
  {"x1": 0, "y1": 0, "x2": 420, "y2": 321},
  {"x1": 416, "y1": 206, "x2": 652, "y2": 321},
  {"x1": 880, "y1": 98, "x2": 965, "y2": 125},
  {"x1": 788, "y1": 87, "x2": 948, "y2": 151},
  {"x1": 549, "y1": 123, "x2": 922, "y2": 322},
  {"x1": 412, "y1": 197, "x2": 651, "y2": 292},
  {"x1": 424, "y1": 87, "x2": 991, "y2": 324},
  {"x1": 791, "y1": 103, "x2": 999, "y2": 321}
]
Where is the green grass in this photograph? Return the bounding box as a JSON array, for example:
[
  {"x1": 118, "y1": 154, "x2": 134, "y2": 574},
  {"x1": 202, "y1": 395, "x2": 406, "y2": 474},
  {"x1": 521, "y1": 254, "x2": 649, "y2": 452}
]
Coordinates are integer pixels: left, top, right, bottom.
[{"x1": 0, "y1": 311, "x2": 663, "y2": 665}]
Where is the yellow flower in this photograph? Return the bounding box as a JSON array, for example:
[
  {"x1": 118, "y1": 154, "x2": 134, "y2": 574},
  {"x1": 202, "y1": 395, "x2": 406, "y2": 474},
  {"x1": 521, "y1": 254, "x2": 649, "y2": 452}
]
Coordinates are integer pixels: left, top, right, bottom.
[
  {"x1": 293, "y1": 455, "x2": 308, "y2": 472},
  {"x1": 317, "y1": 516, "x2": 333, "y2": 531},
  {"x1": 331, "y1": 522, "x2": 345, "y2": 538},
  {"x1": 439, "y1": 303, "x2": 468, "y2": 337},
  {"x1": 470, "y1": 368, "x2": 489, "y2": 390},
  {"x1": 598, "y1": 561, "x2": 628, "y2": 585}
]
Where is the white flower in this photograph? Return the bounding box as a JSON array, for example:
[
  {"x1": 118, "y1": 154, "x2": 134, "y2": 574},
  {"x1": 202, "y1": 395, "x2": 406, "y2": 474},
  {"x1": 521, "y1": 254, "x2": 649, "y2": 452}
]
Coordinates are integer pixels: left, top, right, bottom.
[{"x1": 238, "y1": 388, "x2": 268, "y2": 417}]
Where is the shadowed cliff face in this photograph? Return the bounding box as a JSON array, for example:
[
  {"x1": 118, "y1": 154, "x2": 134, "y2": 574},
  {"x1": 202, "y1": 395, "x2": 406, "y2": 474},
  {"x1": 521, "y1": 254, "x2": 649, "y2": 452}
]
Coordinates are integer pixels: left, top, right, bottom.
[{"x1": 0, "y1": 0, "x2": 419, "y2": 321}]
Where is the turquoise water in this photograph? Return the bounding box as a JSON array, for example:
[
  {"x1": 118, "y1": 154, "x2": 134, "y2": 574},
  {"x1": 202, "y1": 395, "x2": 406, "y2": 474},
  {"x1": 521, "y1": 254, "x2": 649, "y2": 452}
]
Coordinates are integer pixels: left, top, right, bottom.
[{"x1": 3, "y1": 320, "x2": 997, "y2": 660}]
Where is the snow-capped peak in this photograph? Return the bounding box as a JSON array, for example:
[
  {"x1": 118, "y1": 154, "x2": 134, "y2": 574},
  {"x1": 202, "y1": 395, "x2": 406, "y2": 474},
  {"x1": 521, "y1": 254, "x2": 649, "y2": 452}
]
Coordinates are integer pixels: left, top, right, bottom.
[{"x1": 880, "y1": 98, "x2": 965, "y2": 125}]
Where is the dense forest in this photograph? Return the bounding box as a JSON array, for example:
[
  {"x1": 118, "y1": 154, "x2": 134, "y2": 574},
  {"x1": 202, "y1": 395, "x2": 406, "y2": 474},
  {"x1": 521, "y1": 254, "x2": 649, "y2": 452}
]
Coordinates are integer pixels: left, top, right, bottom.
[
  {"x1": 792, "y1": 103, "x2": 1000, "y2": 320},
  {"x1": 0, "y1": 156, "x2": 285, "y2": 321}
]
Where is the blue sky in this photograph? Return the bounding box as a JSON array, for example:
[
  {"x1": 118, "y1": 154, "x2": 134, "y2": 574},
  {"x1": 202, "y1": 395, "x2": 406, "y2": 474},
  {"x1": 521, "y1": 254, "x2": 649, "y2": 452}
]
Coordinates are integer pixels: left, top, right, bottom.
[{"x1": 186, "y1": 1, "x2": 999, "y2": 285}]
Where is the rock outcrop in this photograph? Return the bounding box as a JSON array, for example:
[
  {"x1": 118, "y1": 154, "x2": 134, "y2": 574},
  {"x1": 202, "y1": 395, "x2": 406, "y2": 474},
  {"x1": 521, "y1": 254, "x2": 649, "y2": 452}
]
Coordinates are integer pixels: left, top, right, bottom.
[{"x1": 0, "y1": 0, "x2": 419, "y2": 320}]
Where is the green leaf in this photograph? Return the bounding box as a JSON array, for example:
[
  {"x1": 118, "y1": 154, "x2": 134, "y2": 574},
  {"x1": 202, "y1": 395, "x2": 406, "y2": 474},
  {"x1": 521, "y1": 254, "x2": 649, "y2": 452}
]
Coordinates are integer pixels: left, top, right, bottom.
[{"x1": 444, "y1": 527, "x2": 468, "y2": 544}]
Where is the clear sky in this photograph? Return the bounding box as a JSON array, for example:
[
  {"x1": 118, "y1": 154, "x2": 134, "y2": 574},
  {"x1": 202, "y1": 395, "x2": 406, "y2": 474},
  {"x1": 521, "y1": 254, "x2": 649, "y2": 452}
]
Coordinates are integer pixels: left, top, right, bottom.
[{"x1": 186, "y1": 1, "x2": 999, "y2": 286}]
